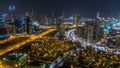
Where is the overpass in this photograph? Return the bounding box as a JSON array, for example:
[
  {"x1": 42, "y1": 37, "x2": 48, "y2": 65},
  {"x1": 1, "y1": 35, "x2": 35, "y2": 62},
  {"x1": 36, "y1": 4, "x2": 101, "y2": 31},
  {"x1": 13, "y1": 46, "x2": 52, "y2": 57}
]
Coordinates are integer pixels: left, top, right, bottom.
[
  {"x1": 39, "y1": 24, "x2": 76, "y2": 29},
  {"x1": 0, "y1": 23, "x2": 77, "y2": 56},
  {"x1": 39, "y1": 26, "x2": 57, "y2": 29},
  {"x1": 0, "y1": 28, "x2": 57, "y2": 56}
]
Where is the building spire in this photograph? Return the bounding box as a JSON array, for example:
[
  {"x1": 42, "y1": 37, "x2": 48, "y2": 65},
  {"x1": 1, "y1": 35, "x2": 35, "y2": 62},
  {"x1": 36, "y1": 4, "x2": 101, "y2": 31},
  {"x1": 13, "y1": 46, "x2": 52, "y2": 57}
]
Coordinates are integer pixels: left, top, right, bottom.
[{"x1": 9, "y1": 0, "x2": 15, "y2": 11}]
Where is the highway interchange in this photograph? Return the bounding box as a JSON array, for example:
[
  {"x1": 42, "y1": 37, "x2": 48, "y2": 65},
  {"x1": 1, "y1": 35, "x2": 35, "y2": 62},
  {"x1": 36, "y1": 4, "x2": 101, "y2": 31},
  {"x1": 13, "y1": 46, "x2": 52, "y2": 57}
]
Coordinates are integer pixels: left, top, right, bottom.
[
  {"x1": 66, "y1": 29, "x2": 120, "y2": 55},
  {"x1": 0, "y1": 28, "x2": 57, "y2": 56},
  {"x1": 0, "y1": 24, "x2": 120, "y2": 68}
]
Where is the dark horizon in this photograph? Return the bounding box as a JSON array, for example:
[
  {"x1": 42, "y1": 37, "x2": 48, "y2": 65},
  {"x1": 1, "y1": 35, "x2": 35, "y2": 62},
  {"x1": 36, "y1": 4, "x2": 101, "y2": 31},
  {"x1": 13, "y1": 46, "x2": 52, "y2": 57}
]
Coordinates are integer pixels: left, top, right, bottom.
[{"x1": 0, "y1": 0, "x2": 120, "y2": 18}]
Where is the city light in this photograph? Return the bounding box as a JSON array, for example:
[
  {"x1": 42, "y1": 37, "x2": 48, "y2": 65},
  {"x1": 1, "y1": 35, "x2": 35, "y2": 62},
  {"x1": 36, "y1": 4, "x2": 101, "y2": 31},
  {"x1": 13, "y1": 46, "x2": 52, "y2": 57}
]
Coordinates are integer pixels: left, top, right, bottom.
[
  {"x1": 107, "y1": 26, "x2": 111, "y2": 29},
  {"x1": 0, "y1": 0, "x2": 120, "y2": 68}
]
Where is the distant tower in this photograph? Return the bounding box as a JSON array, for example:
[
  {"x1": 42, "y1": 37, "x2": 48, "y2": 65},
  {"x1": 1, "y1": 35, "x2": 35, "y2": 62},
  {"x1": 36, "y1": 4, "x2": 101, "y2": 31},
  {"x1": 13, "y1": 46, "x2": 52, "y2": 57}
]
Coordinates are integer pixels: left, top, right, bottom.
[
  {"x1": 25, "y1": 10, "x2": 31, "y2": 35},
  {"x1": 45, "y1": 15, "x2": 48, "y2": 26},
  {"x1": 73, "y1": 9, "x2": 77, "y2": 24},
  {"x1": 9, "y1": 5, "x2": 15, "y2": 14},
  {"x1": 73, "y1": 13, "x2": 77, "y2": 24},
  {"x1": 108, "y1": 10, "x2": 111, "y2": 18},
  {"x1": 96, "y1": 12, "x2": 100, "y2": 19},
  {"x1": 93, "y1": 19, "x2": 100, "y2": 41},
  {"x1": 118, "y1": 12, "x2": 120, "y2": 22},
  {"x1": 57, "y1": 18, "x2": 65, "y2": 40},
  {"x1": 9, "y1": 0, "x2": 16, "y2": 21},
  {"x1": 31, "y1": 10, "x2": 34, "y2": 18},
  {"x1": 8, "y1": 0, "x2": 16, "y2": 36},
  {"x1": 62, "y1": 11, "x2": 65, "y2": 20}
]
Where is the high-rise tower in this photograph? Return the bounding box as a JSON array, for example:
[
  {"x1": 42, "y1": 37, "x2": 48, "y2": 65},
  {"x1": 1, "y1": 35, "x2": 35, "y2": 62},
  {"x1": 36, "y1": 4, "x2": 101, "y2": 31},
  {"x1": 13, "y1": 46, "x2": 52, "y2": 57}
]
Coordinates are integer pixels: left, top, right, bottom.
[
  {"x1": 25, "y1": 10, "x2": 31, "y2": 35},
  {"x1": 9, "y1": 0, "x2": 15, "y2": 21},
  {"x1": 8, "y1": 0, "x2": 16, "y2": 36},
  {"x1": 96, "y1": 12, "x2": 100, "y2": 19}
]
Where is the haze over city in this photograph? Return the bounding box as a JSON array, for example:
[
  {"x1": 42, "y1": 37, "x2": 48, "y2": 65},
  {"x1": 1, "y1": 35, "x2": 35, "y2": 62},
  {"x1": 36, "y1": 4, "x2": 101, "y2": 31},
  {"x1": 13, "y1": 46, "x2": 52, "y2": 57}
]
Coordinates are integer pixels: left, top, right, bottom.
[{"x1": 0, "y1": 0, "x2": 120, "y2": 17}]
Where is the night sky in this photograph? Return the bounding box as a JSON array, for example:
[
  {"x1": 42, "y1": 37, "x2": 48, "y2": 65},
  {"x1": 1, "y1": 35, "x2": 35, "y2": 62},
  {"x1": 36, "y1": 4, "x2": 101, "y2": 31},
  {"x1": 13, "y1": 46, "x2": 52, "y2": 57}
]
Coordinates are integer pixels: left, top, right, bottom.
[{"x1": 0, "y1": 0, "x2": 120, "y2": 18}]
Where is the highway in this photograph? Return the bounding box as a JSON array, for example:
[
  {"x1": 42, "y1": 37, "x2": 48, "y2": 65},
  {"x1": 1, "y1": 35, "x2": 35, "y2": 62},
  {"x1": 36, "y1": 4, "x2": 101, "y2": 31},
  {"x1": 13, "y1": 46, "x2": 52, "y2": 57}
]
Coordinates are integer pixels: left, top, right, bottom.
[
  {"x1": 0, "y1": 24, "x2": 76, "y2": 68},
  {"x1": 66, "y1": 29, "x2": 120, "y2": 55},
  {"x1": 0, "y1": 35, "x2": 29, "y2": 44},
  {"x1": 0, "y1": 28, "x2": 57, "y2": 56}
]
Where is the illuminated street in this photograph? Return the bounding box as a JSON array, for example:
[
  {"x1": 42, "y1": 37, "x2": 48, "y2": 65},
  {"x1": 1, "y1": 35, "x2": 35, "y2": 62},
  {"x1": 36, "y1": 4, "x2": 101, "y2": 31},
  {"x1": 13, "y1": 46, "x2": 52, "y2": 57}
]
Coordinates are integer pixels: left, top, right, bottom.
[
  {"x1": 66, "y1": 29, "x2": 118, "y2": 54},
  {"x1": 0, "y1": 28, "x2": 57, "y2": 56},
  {"x1": 1, "y1": 0, "x2": 120, "y2": 68}
]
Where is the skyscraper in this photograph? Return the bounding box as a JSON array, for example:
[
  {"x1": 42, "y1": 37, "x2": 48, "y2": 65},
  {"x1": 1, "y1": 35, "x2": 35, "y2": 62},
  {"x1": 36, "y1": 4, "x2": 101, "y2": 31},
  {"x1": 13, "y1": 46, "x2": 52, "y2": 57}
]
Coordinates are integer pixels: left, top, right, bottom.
[
  {"x1": 96, "y1": 12, "x2": 100, "y2": 19},
  {"x1": 9, "y1": 0, "x2": 15, "y2": 21},
  {"x1": 25, "y1": 11, "x2": 31, "y2": 35},
  {"x1": 93, "y1": 19, "x2": 100, "y2": 41},
  {"x1": 8, "y1": 0, "x2": 16, "y2": 36},
  {"x1": 84, "y1": 19, "x2": 94, "y2": 42},
  {"x1": 57, "y1": 18, "x2": 65, "y2": 40}
]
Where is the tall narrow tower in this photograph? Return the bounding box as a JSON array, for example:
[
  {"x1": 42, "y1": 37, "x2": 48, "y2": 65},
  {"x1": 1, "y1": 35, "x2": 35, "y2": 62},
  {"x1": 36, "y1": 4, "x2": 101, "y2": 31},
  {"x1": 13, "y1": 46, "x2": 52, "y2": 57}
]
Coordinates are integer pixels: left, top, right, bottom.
[
  {"x1": 9, "y1": 0, "x2": 15, "y2": 21},
  {"x1": 96, "y1": 12, "x2": 100, "y2": 19},
  {"x1": 62, "y1": 11, "x2": 65, "y2": 21},
  {"x1": 25, "y1": 10, "x2": 31, "y2": 35},
  {"x1": 73, "y1": 9, "x2": 78, "y2": 24},
  {"x1": 8, "y1": 0, "x2": 16, "y2": 36},
  {"x1": 73, "y1": 13, "x2": 77, "y2": 24}
]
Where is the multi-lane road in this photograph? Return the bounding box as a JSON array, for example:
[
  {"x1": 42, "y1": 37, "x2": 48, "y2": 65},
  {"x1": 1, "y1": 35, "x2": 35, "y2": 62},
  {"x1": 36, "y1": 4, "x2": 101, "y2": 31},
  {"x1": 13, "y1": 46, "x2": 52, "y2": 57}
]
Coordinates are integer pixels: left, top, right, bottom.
[
  {"x1": 66, "y1": 29, "x2": 120, "y2": 54},
  {"x1": 0, "y1": 28, "x2": 57, "y2": 56}
]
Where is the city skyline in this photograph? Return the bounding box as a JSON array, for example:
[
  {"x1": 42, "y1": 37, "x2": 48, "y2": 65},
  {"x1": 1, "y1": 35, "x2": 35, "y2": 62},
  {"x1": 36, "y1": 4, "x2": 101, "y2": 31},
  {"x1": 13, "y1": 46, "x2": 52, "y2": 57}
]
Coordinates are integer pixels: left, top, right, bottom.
[
  {"x1": 0, "y1": 0, "x2": 120, "y2": 18},
  {"x1": 1, "y1": 0, "x2": 120, "y2": 68}
]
